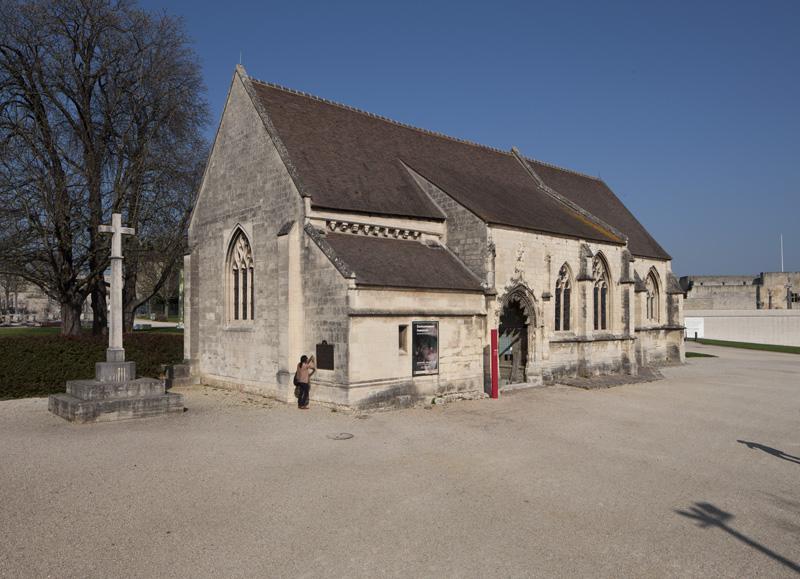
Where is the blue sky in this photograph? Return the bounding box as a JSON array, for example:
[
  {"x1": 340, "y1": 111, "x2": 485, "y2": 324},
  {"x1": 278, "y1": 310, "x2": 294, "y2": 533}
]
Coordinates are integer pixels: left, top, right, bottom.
[{"x1": 143, "y1": 0, "x2": 799, "y2": 275}]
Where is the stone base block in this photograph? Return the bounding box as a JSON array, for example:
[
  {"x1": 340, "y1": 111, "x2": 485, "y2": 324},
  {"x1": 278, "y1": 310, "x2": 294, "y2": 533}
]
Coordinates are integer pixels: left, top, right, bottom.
[
  {"x1": 95, "y1": 361, "x2": 135, "y2": 382},
  {"x1": 48, "y1": 392, "x2": 184, "y2": 423},
  {"x1": 66, "y1": 377, "x2": 164, "y2": 400},
  {"x1": 162, "y1": 364, "x2": 197, "y2": 389}
]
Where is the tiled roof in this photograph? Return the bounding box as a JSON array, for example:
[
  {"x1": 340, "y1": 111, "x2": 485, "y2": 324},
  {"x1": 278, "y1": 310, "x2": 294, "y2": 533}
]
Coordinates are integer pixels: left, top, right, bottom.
[
  {"x1": 248, "y1": 76, "x2": 669, "y2": 258},
  {"x1": 528, "y1": 160, "x2": 670, "y2": 260},
  {"x1": 320, "y1": 233, "x2": 484, "y2": 292}
]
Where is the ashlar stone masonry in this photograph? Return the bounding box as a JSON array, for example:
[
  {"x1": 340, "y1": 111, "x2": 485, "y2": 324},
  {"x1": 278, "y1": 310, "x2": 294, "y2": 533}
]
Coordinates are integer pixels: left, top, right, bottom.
[{"x1": 184, "y1": 65, "x2": 684, "y2": 410}]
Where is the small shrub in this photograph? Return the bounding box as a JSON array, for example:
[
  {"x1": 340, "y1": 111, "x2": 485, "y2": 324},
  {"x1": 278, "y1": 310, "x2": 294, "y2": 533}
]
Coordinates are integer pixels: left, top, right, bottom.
[{"x1": 0, "y1": 333, "x2": 183, "y2": 400}]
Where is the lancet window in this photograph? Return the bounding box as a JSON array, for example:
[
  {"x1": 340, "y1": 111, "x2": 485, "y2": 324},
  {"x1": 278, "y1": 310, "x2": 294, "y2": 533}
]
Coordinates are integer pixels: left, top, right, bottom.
[
  {"x1": 646, "y1": 271, "x2": 660, "y2": 323},
  {"x1": 554, "y1": 264, "x2": 572, "y2": 331},
  {"x1": 227, "y1": 230, "x2": 254, "y2": 322},
  {"x1": 593, "y1": 256, "x2": 610, "y2": 331}
]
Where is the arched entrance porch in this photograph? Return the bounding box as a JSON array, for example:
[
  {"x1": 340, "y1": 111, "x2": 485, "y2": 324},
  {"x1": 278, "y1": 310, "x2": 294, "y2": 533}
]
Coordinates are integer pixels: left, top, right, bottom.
[{"x1": 497, "y1": 286, "x2": 538, "y2": 387}]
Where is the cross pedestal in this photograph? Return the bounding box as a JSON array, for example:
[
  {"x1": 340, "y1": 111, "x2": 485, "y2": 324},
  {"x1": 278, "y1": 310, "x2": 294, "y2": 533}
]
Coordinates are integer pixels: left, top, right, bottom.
[{"x1": 49, "y1": 213, "x2": 184, "y2": 423}]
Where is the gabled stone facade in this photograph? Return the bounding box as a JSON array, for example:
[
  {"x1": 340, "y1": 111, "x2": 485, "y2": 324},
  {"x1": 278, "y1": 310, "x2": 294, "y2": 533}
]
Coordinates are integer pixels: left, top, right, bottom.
[{"x1": 184, "y1": 66, "x2": 684, "y2": 410}]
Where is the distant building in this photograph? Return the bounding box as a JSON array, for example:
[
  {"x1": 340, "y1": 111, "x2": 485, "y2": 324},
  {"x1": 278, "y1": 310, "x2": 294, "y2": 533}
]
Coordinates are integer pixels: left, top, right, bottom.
[
  {"x1": 0, "y1": 275, "x2": 60, "y2": 323},
  {"x1": 680, "y1": 272, "x2": 800, "y2": 310}
]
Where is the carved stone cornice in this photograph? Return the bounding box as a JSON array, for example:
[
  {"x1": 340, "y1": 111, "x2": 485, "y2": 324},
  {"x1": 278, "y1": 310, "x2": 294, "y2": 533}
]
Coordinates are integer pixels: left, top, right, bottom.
[{"x1": 326, "y1": 220, "x2": 423, "y2": 240}]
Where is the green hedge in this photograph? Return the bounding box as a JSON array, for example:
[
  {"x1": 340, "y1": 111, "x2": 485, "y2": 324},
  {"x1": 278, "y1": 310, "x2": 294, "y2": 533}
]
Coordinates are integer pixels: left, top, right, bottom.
[{"x1": 0, "y1": 333, "x2": 183, "y2": 400}]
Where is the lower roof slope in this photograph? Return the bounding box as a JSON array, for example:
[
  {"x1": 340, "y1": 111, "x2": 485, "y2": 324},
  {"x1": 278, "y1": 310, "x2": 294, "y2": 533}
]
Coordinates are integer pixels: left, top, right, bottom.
[
  {"x1": 248, "y1": 75, "x2": 669, "y2": 260},
  {"x1": 322, "y1": 233, "x2": 483, "y2": 292}
]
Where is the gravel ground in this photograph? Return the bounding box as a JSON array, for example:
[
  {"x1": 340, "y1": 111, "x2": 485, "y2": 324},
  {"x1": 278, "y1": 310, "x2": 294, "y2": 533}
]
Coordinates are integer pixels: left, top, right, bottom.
[{"x1": 1, "y1": 343, "x2": 798, "y2": 578}]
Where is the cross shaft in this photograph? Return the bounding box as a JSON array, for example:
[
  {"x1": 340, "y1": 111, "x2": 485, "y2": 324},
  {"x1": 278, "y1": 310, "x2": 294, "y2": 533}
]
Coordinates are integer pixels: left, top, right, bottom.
[{"x1": 99, "y1": 213, "x2": 136, "y2": 362}]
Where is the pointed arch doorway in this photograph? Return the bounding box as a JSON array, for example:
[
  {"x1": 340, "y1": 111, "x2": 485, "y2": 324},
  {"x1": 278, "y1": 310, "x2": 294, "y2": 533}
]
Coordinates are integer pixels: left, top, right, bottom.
[{"x1": 497, "y1": 288, "x2": 537, "y2": 387}]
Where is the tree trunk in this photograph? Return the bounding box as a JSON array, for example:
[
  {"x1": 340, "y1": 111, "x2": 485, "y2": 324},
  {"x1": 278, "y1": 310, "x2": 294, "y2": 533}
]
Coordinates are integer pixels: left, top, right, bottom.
[
  {"x1": 122, "y1": 267, "x2": 139, "y2": 333},
  {"x1": 91, "y1": 277, "x2": 108, "y2": 335},
  {"x1": 60, "y1": 301, "x2": 83, "y2": 336}
]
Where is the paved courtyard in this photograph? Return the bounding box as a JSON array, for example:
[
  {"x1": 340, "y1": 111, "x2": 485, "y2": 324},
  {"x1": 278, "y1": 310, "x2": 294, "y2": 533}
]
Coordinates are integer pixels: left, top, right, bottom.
[{"x1": 1, "y1": 344, "x2": 798, "y2": 578}]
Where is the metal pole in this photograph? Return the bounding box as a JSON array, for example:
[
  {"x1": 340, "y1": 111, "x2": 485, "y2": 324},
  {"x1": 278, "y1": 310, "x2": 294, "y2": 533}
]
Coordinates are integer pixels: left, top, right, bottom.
[
  {"x1": 490, "y1": 329, "x2": 499, "y2": 399},
  {"x1": 780, "y1": 234, "x2": 784, "y2": 273}
]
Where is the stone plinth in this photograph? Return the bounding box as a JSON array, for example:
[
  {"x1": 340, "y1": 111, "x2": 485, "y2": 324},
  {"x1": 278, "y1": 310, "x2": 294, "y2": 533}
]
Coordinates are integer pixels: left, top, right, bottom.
[{"x1": 49, "y1": 362, "x2": 184, "y2": 424}]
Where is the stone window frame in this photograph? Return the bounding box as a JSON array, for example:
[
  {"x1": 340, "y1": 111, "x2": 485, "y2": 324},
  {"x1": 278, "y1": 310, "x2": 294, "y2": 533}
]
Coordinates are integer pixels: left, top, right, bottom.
[
  {"x1": 398, "y1": 324, "x2": 409, "y2": 354},
  {"x1": 645, "y1": 268, "x2": 661, "y2": 323},
  {"x1": 225, "y1": 226, "x2": 255, "y2": 326},
  {"x1": 592, "y1": 253, "x2": 611, "y2": 332},
  {"x1": 554, "y1": 263, "x2": 573, "y2": 332}
]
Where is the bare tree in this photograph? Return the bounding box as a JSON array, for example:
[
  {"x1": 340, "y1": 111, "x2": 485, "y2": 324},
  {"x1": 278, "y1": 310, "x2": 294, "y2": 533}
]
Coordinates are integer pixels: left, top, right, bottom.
[{"x1": 0, "y1": 0, "x2": 208, "y2": 335}]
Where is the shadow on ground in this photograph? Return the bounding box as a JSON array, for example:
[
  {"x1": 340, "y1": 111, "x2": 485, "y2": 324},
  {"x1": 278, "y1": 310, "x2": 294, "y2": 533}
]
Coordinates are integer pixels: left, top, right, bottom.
[
  {"x1": 737, "y1": 440, "x2": 800, "y2": 465},
  {"x1": 675, "y1": 502, "x2": 800, "y2": 575}
]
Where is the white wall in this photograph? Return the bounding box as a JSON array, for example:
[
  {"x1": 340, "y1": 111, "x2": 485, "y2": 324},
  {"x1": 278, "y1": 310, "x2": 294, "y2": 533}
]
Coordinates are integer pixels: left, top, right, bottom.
[{"x1": 685, "y1": 310, "x2": 800, "y2": 347}]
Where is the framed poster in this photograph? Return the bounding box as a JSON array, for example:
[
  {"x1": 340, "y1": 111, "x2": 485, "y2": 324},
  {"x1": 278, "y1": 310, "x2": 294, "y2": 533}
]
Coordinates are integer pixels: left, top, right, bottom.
[{"x1": 412, "y1": 321, "x2": 439, "y2": 376}]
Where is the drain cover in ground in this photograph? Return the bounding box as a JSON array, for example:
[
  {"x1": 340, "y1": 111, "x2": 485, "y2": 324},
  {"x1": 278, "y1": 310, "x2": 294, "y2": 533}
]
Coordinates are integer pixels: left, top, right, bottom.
[{"x1": 326, "y1": 432, "x2": 354, "y2": 440}]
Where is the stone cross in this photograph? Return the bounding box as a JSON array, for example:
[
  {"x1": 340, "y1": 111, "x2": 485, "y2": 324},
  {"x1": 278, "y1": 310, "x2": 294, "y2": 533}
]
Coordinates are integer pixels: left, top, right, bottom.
[{"x1": 99, "y1": 213, "x2": 135, "y2": 362}]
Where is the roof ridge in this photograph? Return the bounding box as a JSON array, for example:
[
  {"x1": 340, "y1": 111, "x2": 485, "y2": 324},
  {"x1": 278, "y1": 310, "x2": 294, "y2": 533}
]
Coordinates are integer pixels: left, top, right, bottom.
[
  {"x1": 247, "y1": 76, "x2": 512, "y2": 157},
  {"x1": 525, "y1": 156, "x2": 604, "y2": 182}
]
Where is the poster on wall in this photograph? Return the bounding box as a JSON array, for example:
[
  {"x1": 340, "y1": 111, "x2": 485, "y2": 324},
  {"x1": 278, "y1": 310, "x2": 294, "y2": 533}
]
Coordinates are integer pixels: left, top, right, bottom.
[{"x1": 412, "y1": 321, "x2": 439, "y2": 376}]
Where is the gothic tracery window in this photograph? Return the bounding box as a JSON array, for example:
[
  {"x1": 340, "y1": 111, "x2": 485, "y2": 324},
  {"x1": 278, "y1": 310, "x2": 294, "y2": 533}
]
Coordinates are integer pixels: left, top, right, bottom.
[
  {"x1": 227, "y1": 230, "x2": 254, "y2": 322},
  {"x1": 646, "y1": 271, "x2": 660, "y2": 323},
  {"x1": 554, "y1": 264, "x2": 572, "y2": 331},
  {"x1": 593, "y1": 256, "x2": 610, "y2": 331}
]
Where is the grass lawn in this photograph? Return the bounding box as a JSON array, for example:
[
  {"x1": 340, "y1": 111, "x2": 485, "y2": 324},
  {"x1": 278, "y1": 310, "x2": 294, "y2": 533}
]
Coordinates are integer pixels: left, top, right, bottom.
[
  {"x1": 693, "y1": 338, "x2": 800, "y2": 355},
  {"x1": 686, "y1": 351, "x2": 717, "y2": 358}
]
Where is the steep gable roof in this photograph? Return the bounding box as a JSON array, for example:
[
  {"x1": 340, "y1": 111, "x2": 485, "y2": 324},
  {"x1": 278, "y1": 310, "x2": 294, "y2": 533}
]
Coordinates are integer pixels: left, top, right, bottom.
[
  {"x1": 528, "y1": 160, "x2": 670, "y2": 260},
  {"x1": 246, "y1": 73, "x2": 669, "y2": 259}
]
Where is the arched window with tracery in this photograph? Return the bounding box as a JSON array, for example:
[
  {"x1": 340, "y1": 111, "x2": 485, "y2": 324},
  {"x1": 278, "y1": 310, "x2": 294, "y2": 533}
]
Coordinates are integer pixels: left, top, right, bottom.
[
  {"x1": 227, "y1": 229, "x2": 254, "y2": 322},
  {"x1": 593, "y1": 256, "x2": 610, "y2": 331},
  {"x1": 646, "y1": 270, "x2": 660, "y2": 323},
  {"x1": 554, "y1": 264, "x2": 572, "y2": 331}
]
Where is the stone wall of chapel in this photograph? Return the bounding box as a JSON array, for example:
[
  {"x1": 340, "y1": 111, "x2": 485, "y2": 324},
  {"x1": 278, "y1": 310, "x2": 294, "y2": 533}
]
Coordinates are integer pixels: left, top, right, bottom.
[
  {"x1": 347, "y1": 314, "x2": 485, "y2": 408},
  {"x1": 631, "y1": 258, "x2": 672, "y2": 330},
  {"x1": 347, "y1": 287, "x2": 485, "y2": 408},
  {"x1": 301, "y1": 232, "x2": 351, "y2": 402},
  {"x1": 406, "y1": 169, "x2": 488, "y2": 282},
  {"x1": 187, "y1": 75, "x2": 304, "y2": 393},
  {"x1": 631, "y1": 256, "x2": 684, "y2": 364},
  {"x1": 489, "y1": 226, "x2": 630, "y2": 336},
  {"x1": 489, "y1": 226, "x2": 683, "y2": 375}
]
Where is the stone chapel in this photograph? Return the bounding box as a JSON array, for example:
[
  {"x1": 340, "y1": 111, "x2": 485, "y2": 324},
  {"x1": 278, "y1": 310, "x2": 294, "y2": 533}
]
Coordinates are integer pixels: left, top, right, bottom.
[{"x1": 184, "y1": 65, "x2": 685, "y2": 409}]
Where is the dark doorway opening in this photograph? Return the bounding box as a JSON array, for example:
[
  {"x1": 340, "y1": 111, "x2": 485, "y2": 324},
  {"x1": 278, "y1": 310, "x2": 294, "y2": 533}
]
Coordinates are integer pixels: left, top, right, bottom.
[{"x1": 498, "y1": 300, "x2": 528, "y2": 386}]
